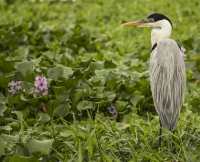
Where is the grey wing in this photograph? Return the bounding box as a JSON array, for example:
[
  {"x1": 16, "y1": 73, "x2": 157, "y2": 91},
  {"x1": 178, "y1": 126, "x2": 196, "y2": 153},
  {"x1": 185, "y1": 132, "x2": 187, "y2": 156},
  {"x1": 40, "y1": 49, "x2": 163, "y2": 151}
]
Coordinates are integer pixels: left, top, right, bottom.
[{"x1": 150, "y1": 39, "x2": 186, "y2": 130}]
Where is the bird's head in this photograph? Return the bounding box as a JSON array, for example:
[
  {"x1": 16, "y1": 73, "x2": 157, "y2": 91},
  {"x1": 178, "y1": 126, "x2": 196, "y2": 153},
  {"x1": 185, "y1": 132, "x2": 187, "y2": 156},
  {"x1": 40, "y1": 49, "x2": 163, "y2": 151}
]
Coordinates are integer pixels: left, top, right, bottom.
[
  {"x1": 122, "y1": 13, "x2": 172, "y2": 29},
  {"x1": 122, "y1": 13, "x2": 173, "y2": 45}
]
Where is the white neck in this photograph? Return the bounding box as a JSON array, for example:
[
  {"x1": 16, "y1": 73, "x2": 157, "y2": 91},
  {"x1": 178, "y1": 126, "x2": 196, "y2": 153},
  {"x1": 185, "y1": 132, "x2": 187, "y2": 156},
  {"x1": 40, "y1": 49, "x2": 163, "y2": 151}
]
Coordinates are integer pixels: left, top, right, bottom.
[{"x1": 151, "y1": 20, "x2": 172, "y2": 46}]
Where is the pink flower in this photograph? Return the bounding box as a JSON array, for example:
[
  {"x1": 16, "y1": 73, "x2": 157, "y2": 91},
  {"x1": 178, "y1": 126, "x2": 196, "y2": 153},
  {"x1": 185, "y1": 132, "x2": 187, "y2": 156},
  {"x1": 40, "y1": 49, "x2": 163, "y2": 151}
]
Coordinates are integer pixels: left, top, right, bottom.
[
  {"x1": 8, "y1": 80, "x2": 22, "y2": 95},
  {"x1": 34, "y1": 75, "x2": 48, "y2": 96}
]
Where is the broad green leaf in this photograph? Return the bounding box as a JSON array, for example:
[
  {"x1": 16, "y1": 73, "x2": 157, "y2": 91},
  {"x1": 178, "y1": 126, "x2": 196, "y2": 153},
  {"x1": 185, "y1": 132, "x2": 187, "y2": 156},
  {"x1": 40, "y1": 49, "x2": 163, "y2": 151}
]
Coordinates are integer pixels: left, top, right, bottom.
[
  {"x1": 57, "y1": 64, "x2": 73, "y2": 79},
  {"x1": 0, "y1": 56, "x2": 15, "y2": 73},
  {"x1": 6, "y1": 46, "x2": 29, "y2": 61},
  {"x1": 15, "y1": 61, "x2": 33, "y2": 77},
  {"x1": 47, "y1": 66, "x2": 63, "y2": 80},
  {"x1": 26, "y1": 139, "x2": 53, "y2": 155},
  {"x1": 8, "y1": 95, "x2": 21, "y2": 105}
]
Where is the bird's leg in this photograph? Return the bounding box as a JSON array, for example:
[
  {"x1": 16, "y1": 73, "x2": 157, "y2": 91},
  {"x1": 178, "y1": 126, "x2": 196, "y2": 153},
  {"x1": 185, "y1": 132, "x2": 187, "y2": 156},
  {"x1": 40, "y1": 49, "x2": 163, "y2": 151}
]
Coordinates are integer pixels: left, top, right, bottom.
[
  {"x1": 170, "y1": 129, "x2": 176, "y2": 154},
  {"x1": 158, "y1": 119, "x2": 162, "y2": 147}
]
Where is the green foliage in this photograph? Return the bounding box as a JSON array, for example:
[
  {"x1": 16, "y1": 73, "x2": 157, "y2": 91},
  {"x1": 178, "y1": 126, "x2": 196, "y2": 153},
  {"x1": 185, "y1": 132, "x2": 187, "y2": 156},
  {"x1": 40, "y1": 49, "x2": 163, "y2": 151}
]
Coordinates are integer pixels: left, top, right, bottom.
[
  {"x1": 0, "y1": 0, "x2": 200, "y2": 161},
  {"x1": 7, "y1": 155, "x2": 39, "y2": 162}
]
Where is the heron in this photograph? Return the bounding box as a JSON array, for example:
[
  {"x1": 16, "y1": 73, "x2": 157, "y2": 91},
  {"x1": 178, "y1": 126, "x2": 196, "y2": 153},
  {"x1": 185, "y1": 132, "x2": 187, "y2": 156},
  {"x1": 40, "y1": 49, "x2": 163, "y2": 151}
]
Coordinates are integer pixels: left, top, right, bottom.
[{"x1": 122, "y1": 13, "x2": 186, "y2": 145}]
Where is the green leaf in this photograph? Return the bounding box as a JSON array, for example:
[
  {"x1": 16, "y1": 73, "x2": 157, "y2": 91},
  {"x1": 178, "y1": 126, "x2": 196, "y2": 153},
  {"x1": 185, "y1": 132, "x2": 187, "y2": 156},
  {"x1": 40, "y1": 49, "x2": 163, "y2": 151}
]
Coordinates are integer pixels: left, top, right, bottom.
[
  {"x1": 8, "y1": 155, "x2": 39, "y2": 162},
  {"x1": 0, "y1": 75, "x2": 10, "y2": 88},
  {"x1": 0, "y1": 103, "x2": 7, "y2": 116},
  {"x1": 60, "y1": 129, "x2": 74, "y2": 138},
  {"x1": 0, "y1": 126, "x2": 12, "y2": 131},
  {"x1": 105, "y1": 91, "x2": 116, "y2": 102},
  {"x1": 57, "y1": 64, "x2": 73, "y2": 79},
  {"x1": 13, "y1": 111, "x2": 24, "y2": 121},
  {"x1": 38, "y1": 112, "x2": 50, "y2": 123},
  {"x1": 78, "y1": 141, "x2": 83, "y2": 162},
  {"x1": 116, "y1": 100, "x2": 128, "y2": 111},
  {"x1": 104, "y1": 60, "x2": 117, "y2": 69},
  {"x1": 20, "y1": 94, "x2": 29, "y2": 102},
  {"x1": 72, "y1": 89, "x2": 84, "y2": 105},
  {"x1": 47, "y1": 65, "x2": 73, "y2": 82},
  {"x1": 77, "y1": 100, "x2": 93, "y2": 110},
  {"x1": 0, "y1": 134, "x2": 19, "y2": 156},
  {"x1": 15, "y1": 61, "x2": 33, "y2": 77},
  {"x1": 8, "y1": 95, "x2": 21, "y2": 105},
  {"x1": 54, "y1": 103, "x2": 70, "y2": 117},
  {"x1": 47, "y1": 66, "x2": 63, "y2": 80},
  {"x1": 26, "y1": 139, "x2": 53, "y2": 155},
  {"x1": 0, "y1": 138, "x2": 6, "y2": 156},
  {"x1": 87, "y1": 129, "x2": 96, "y2": 157},
  {"x1": 0, "y1": 56, "x2": 15, "y2": 73}
]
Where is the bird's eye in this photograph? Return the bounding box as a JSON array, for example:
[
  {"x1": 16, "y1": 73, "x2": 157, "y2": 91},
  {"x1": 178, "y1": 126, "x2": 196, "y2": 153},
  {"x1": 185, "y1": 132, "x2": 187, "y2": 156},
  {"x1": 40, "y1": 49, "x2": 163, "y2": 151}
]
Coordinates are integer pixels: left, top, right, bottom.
[{"x1": 148, "y1": 18, "x2": 155, "y2": 22}]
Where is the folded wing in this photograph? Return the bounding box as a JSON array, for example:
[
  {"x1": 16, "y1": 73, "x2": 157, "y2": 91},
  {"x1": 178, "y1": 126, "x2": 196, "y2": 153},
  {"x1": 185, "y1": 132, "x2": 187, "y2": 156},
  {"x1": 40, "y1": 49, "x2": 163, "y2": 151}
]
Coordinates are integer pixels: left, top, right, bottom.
[{"x1": 150, "y1": 39, "x2": 186, "y2": 130}]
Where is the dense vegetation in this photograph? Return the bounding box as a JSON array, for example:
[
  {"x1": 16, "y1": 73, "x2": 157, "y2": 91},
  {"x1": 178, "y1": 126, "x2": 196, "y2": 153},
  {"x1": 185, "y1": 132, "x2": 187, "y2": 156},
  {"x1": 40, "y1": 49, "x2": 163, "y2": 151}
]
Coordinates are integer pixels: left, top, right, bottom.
[{"x1": 0, "y1": 0, "x2": 200, "y2": 161}]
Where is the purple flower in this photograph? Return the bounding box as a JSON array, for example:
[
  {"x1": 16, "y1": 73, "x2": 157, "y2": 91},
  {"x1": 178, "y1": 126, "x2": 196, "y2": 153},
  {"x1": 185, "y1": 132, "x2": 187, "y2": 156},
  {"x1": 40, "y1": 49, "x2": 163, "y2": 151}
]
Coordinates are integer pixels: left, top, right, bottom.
[
  {"x1": 34, "y1": 75, "x2": 48, "y2": 96},
  {"x1": 8, "y1": 80, "x2": 22, "y2": 95},
  {"x1": 107, "y1": 104, "x2": 118, "y2": 117}
]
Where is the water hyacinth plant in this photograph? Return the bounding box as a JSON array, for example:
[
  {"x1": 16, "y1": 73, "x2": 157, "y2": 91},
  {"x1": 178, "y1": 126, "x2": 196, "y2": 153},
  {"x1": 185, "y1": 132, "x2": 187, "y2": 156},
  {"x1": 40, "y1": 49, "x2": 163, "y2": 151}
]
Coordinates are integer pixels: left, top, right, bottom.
[
  {"x1": 8, "y1": 80, "x2": 22, "y2": 95},
  {"x1": 1, "y1": 1, "x2": 200, "y2": 161},
  {"x1": 34, "y1": 75, "x2": 48, "y2": 96}
]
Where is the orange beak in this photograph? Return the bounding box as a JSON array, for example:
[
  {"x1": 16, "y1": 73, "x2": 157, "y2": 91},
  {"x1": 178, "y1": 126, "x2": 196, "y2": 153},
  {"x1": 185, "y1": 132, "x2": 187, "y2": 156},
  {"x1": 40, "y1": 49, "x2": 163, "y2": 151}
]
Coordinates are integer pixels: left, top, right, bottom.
[{"x1": 121, "y1": 19, "x2": 152, "y2": 28}]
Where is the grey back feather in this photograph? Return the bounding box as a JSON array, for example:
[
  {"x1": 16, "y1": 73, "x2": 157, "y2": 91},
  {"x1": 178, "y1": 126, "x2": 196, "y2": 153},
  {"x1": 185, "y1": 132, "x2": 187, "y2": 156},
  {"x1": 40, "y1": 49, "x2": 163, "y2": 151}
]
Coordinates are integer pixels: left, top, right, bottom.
[{"x1": 150, "y1": 39, "x2": 186, "y2": 130}]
